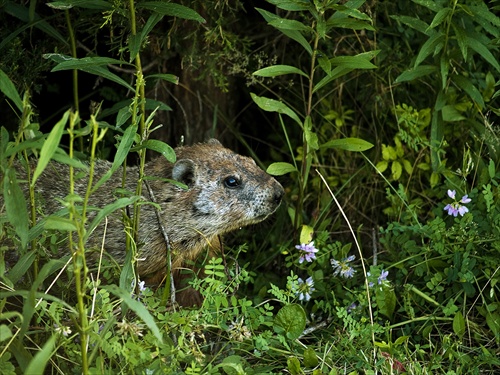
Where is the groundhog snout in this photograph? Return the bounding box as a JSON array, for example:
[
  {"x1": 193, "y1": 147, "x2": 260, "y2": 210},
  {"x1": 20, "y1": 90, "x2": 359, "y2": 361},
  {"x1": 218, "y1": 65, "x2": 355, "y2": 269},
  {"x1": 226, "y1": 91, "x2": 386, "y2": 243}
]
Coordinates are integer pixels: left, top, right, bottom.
[{"x1": 272, "y1": 181, "x2": 284, "y2": 207}]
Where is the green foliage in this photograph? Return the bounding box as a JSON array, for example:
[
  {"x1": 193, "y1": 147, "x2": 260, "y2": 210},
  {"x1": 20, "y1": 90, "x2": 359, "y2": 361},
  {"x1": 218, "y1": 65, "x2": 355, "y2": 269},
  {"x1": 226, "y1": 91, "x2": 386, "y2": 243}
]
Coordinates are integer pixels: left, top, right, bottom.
[{"x1": 1, "y1": 0, "x2": 500, "y2": 373}]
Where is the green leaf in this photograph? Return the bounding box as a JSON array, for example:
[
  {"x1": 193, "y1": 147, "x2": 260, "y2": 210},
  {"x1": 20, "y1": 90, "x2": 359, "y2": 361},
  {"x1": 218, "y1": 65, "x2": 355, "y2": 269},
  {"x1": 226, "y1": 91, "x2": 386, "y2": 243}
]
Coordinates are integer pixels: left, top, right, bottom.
[
  {"x1": 0, "y1": 69, "x2": 23, "y2": 111},
  {"x1": 452, "y1": 23, "x2": 468, "y2": 61},
  {"x1": 85, "y1": 197, "x2": 141, "y2": 241},
  {"x1": 32, "y1": 111, "x2": 70, "y2": 186},
  {"x1": 402, "y1": 159, "x2": 413, "y2": 175},
  {"x1": 24, "y1": 335, "x2": 57, "y2": 375},
  {"x1": 330, "y1": 55, "x2": 377, "y2": 70},
  {"x1": 3, "y1": 2, "x2": 68, "y2": 47},
  {"x1": 466, "y1": 37, "x2": 500, "y2": 73},
  {"x1": 103, "y1": 285, "x2": 163, "y2": 343},
  {"x1": 47, "y1": 0, "x2": 113, "y2": 10},
  {"x1": 93, "y1": 124, "x2": 138, "y2": 192},
  {"x1": 266, "y1": 0, "x2": 311, "y2": 11},
  {"x1": 253, "y1": 65, "x2": 309, "y2": 78},
  {"x1": 5, "y1": 250, "x2": 36, "y2": 284},
  {"x1": 3, "y1": 168, "x2": 29, "y2": 249},
  {"x1": 390, "y1": 15, "x2": 431, "y2": 35},
  {"x1": 452, "y1": 75, "x2": 485, "y2": 109},
  {"x1": 274, "y1": 304, "x2": 306, "y2": 340},
  {"x1": 287, "y1": 357, "x2": 301, "y2": 375},
  {"x1": 327, "y1": 17, "x2": 375, "y2": 31},
  {"x1": 442, "y1": 105, "x2": 465, "y2": 122},
  {"x1": 395, "y1": 65, "x2": 437, "y2": 83},
  {"x1": 392, "y1": 161, "x2": 402, "y2": 180},
  {"x1": 250, "y1": 93, "x2": 302, "y2": 126},
  {"x1": 267, "y1": 162, "x2": 298, "y2": 176},
  {"x1": 138, "y1": 2, "x2": 205, "y2": 23},
  {"x1": 321, "y1": 137, "x2": 374, "y2": 152},
  {"x1": 414, "y1": 32, "x2": 445, "y2": 67},
  {"x1": 375, "y1": 285, "x2": 396, "y2": 318},
  {"x1": 132, "y1": 139, "x2": 176, "y2": 162},
  {"x1": 375, "y1": 160, "x2": 388, "y2": 173},
  {"x1": 268, "y1": 18, "x2": 311, "y2": 32},
  {"x1": 44, "y1": 216, "x2": 78, "y2": 231},
  {"x1": 256, "y1": 8, "x2": 312, "y2": 55},
  {"x1": 453, "y1": 311, "x2": 466, "y2": 338},
  {"x1": 45, "y1": 54, "x2": 136, "y2": 92},
  {"x1": 146, "y1": 73, "x2": 179, "y2": 85},
  {"x1": 412, "y1": 0, "x2": 441, "y2": 12},
  {"x1": 313, "y1": 51, "x2": 379, "y2": 93},
  {"x1": 299, "y1": 225, "x2": 314, "y2": 245},
  {"x1": 303, "y1": 347, "x2": 319, "y2": 367},
  {"x1": 427, "y1": 7, "x2": 451, "y2": 30}
]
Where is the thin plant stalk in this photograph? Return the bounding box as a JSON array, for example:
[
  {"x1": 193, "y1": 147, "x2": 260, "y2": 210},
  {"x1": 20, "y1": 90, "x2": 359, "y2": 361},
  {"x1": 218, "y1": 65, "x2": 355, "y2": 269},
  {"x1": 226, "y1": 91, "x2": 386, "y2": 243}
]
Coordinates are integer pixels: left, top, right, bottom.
[{"x1": 316, "y1": 169, "x2": 377, "y2": 363}]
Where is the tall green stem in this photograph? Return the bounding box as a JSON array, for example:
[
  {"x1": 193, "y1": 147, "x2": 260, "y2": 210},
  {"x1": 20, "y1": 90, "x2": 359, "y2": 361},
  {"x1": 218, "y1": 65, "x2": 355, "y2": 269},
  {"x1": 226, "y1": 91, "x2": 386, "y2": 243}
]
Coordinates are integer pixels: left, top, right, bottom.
[
  {"x1": 128, "y1": 0, "x2": 147, "y2": 291},
  {"x1": 65, "y1": 10, "x2": 83, "y2": 152}
]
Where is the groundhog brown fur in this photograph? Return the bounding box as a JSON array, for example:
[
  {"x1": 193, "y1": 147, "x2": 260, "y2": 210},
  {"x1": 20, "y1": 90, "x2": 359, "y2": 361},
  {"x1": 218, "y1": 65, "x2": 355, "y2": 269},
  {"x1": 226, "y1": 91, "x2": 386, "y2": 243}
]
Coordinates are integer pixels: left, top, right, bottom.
[{"x1": 1, "y1": 139, "x2": 284, "y2": 306}]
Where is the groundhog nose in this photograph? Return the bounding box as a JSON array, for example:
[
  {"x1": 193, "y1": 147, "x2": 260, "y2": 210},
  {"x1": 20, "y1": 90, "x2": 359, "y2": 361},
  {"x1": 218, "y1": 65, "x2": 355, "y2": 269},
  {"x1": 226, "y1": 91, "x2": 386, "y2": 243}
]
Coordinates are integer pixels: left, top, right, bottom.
[{"x1": 273, "y1": 184, "x2": 285, "y2": 205}]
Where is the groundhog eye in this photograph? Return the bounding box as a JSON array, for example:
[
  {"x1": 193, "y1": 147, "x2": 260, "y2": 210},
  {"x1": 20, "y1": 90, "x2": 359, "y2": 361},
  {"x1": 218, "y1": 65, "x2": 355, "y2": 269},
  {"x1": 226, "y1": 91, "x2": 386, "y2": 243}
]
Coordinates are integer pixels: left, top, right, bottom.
[{"x1": 224, "y1": 176, "x2": 241, "y2": 188}]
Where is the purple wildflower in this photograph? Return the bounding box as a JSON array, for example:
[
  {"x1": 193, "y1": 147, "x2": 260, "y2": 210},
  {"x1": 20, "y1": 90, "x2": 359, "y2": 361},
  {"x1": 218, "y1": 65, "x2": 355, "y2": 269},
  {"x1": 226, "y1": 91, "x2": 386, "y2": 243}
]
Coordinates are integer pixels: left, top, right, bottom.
[
  {"x1": 294, "y1": 276, "x2": 315, "y2": 302},
  {"x1": 331, "y1": 255, "x2": 356, "y2": 278},
  {"x1": 296, "y1": 241, "x2": 319, "y2": 263},
  {"x1": 444, "y1": 189, "x2": 471, "y2": 217},
  {"x1": 367, "y1": 269, "x2": 389, "y2": 287}
]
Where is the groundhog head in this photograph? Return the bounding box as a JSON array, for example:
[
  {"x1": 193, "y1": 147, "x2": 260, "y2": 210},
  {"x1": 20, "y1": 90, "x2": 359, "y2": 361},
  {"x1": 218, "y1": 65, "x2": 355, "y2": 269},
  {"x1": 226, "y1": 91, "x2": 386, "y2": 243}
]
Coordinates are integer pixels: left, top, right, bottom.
[{"x1": 171, "y1": 139, "x2": 284, "y2": 234}]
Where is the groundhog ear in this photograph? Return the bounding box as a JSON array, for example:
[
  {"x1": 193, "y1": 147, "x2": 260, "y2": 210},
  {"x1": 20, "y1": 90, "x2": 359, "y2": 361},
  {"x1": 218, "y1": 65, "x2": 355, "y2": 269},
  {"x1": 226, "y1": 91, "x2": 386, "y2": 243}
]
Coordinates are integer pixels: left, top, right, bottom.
[
  {"x1": 207, "y1": 138, "x2": 222, "y2": 146},
  {"x1": 172, "y1": 159, "x2": 197, "y2": 186}
]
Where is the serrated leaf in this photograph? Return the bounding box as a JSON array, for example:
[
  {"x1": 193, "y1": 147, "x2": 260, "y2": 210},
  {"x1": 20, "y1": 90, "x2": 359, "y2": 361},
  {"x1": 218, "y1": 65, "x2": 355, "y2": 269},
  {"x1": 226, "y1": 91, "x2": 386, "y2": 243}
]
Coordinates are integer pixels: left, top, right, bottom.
[
  {"x1": 251, "y1": 93, "x2": 302, "y2": 126},
  {"x1": 253, "y1": 65, "x2": 308, "y2": 78},
  {"x1": 321, "y1": 137, "x2": 374, "y2": 152},
  {"x1": 138, "y1": 2, "x2": 205, "y2": 23},
  {"x1": 267, "y1": 162, "x2": 298, "y2": 176},
  {"x1": 395, "y1": 65, "x2": 438, "y2": 83},
  {"x1": 274, "y1": 304, "x2": 306, "y2": 340}
]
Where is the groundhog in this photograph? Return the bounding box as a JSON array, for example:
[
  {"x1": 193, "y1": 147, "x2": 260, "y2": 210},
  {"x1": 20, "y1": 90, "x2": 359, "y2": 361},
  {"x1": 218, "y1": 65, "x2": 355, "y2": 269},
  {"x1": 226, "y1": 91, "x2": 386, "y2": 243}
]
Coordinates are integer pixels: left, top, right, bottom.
[{"x1": 1, "y1": 139, "x2": 284, "y2": 306}]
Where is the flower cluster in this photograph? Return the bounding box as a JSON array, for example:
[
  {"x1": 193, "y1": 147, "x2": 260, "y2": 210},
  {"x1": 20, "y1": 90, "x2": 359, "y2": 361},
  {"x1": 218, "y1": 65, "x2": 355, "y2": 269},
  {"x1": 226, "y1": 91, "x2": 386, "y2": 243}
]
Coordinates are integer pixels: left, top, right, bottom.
[
  {"x1": 444, "y1": 189, "x2": 471, "y2": 217},
  {"x1": 367, "y1": 269, "x2": 389, "y2": 287},
  {"x1": 295, "y1": 241, "x2": 319, "y2": 263},
  {"x1": 293, "y1": 276, "x2": 315, "y2": 302},
  {"x1": 331, "y1": 255, "x2": 356, "y2": 278}
]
